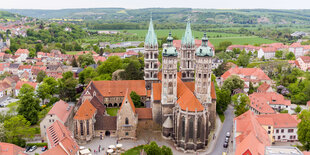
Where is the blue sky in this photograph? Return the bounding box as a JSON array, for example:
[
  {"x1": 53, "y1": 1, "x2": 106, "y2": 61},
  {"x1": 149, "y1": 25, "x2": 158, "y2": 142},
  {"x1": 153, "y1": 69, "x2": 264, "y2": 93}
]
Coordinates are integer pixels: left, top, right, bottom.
[{"x1": 2, "y1": 0, "x2": 310, "y2": 9}]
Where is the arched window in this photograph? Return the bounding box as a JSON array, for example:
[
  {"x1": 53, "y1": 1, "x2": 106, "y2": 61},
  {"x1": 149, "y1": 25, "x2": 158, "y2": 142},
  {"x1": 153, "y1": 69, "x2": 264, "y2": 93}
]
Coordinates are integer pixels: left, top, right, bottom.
[
  {"x1": 197, "y1": 117, "x2": 202, "y2": 139},
  {"x1": 168, "y1": 82, "x2": 173, "y2": 95},
  {"x1": 125, "y1": 117, "x2": 129, "y2": 125},
  {"x1": 86, "y1": 120, "x2": 90, "y2": 135},
  {"x1": 75, "y1": 121, "x2": 78, "y2": 135},
  {"x1": 181, "y1": 117, "x2": 185, "y2": 139},
  {"x1": 80, "y1": 121, "x2": 84, "y2": 136},
  {"x1": 189, "y1": 117, "x2": 194, "y2": 139}
]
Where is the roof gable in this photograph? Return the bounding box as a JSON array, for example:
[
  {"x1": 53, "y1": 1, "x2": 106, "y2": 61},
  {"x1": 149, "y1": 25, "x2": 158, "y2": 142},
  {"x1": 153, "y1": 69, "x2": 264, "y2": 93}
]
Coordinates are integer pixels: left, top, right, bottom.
[
  {"x1": 119, "y1": 89, "x2": 135, "y2": 113},
  {"x1": 74, "y1": 99, "x2": 96, "y2": 120}
]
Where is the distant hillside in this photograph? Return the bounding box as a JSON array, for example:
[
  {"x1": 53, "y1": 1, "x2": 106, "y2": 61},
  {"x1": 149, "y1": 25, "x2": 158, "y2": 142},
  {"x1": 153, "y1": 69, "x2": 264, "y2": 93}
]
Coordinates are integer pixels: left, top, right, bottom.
[
  {"x1": 0, "y1": 10, "x2": 24, "y2": 22},
  {"x1": 4, "y1": 8, "x2": 310, "y2": 25}
]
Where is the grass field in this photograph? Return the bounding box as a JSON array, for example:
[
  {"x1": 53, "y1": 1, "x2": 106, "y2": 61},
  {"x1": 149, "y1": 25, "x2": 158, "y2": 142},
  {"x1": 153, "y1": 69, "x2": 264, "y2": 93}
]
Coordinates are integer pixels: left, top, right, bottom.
[
  {"x1": 106, "y1": 108, "x2": 119, "y2": 116},
  {"x1": 66, "y1": 51, "x2": 79, "y2": 55},
  {"x1": 209, "y1": 36, "x2": 276, "y2": 47}
]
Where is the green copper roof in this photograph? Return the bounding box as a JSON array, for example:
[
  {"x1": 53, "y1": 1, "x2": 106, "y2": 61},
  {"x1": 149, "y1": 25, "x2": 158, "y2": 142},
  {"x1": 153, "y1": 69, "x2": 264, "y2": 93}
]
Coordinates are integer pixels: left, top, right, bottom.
[
  {"x1": 181, "y1": 20, "x2": 195, "y2": 47},
  {"x1": 196, "y1": 32, "x2": 213, "y2": 57},
  {"x1": 163, "y1": 32, "x2": 178, "y2": 57},
  {"x1": 145, "y1": 17, "x2": 158, "y2": 47}
]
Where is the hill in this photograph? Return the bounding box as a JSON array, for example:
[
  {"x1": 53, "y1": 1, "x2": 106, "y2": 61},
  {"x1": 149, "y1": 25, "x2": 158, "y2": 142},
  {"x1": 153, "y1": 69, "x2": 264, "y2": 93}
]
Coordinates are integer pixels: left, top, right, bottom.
[
  {"x1": 4, "y1": 8, "x2": 310, "y2": 25},
  {"x1": 0, "y1": 10, "x2": 24, "y2": 22}
]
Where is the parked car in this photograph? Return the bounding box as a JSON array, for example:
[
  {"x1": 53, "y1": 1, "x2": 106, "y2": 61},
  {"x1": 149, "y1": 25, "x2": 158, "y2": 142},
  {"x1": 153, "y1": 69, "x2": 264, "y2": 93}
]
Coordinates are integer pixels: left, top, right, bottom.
[
  {"x1": 29, "y1": 145, "x2": 37, "y2": 152},
  {"x1": 42, "y1": 146, "x2": 47, "y2": 152},
  {"x1": 223, "y1": 142, "x2": 228, "y2": 148},
  {"x1": 225, "y1": 137, "x2": 229, "y2": 143},
  {"x1": 25, "y1": 146, "x2": 31, "y2": 152},
  {"x1": 226, "y1": 132, "x2": 230, "y2": 138},
  {"x1": 0, "y1": 104, "x2": 4, "y2": 107}
]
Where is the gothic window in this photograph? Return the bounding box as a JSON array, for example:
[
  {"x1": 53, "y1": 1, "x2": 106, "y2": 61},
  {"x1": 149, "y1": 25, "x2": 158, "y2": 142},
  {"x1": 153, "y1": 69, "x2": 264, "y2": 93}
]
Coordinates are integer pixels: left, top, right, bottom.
[
  {"x1": 182, "y1": 117, "x2": 185, "y2": 139},
  {"x1": 86, "y1": 120, "x2": 90, "y2": 135},
  {"x1": 189, "y1": 117, "x2": 194, "y2": 139},
  {"x1": 197, "y1": 117, "x2": 201, "y2": 139},
  {"x1": 204, "y1": 74, "x2": 207, "y2": 78},
  {"x1": 146, "y1": 53, "x2": 149, "y2": 59},
  {"x1": 182, "y1": 73, "x2": 186, "y2": 78},
  {"x1": 146, "y1": 74, "x2": 149, "y2": 78},
  {"x1": 187, "y1": 61, "x2": 190, "y2": 68},
  {"x1": 169, "y1": 74, "x2": 172, "y2": 79},
  {"x1": 154, "y1": 64, "x2": 157, "y2": 69},
  {"x1": 199, "y1": 74, "x2": 201, "y2": 78},
  {"x1": 75, "y1": 121, "x2": 78, "y2": 135},
  {"x1": 168, "y1": 82, "x2": 173, "y2": 95},
  {"x1": 146, "y1": 64, "x2": 149, "y2": 69},
  {"x1": 164, "y1": 74, "x2": 167, "y2": 79},
  {"x1": 125, "y1": 117, "x2": 129, "y2": 125},
  {"x1": 80, "y1": 121, "x2": 84, "y2": 136},
  {"x1": 187, "y1": 53, "x2": 190, "y2": 58},
  {"x1": 154, "y1": 73, "x2": 157, "y2": 78},
  {"x1": 154, "y1": 53, "x2": 158, "y2": 59}
]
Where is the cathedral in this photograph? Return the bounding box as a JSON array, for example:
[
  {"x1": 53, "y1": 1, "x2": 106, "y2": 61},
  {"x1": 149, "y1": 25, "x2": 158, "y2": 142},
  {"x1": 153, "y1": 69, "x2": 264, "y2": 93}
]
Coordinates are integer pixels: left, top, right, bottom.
[
  {"x1": 145, "y1": 18, "x2": 217, "y2": 151},
  {"x1": 75, "y1": 17, "x2": 216, "y2": 152}
]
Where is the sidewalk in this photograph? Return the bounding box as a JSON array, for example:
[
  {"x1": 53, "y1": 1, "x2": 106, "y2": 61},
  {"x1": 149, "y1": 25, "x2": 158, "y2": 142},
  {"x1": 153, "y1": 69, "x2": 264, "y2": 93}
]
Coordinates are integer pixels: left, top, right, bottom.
[{"x1": 204, "y1": 115, "x2": 223, "y2": 154}]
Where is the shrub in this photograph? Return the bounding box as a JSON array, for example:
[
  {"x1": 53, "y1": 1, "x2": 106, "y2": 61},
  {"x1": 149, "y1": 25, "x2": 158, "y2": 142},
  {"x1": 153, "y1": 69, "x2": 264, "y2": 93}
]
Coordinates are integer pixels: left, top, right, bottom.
[{"x1": 26, "y1": 142, "x2": 48, "y2": 147}]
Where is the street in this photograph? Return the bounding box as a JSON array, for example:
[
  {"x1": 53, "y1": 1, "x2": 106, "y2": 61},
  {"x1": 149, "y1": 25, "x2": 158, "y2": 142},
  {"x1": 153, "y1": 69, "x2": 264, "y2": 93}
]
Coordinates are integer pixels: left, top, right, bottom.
[{"x1": 208, "y1": 105, "x2": 234, "y2": 155}]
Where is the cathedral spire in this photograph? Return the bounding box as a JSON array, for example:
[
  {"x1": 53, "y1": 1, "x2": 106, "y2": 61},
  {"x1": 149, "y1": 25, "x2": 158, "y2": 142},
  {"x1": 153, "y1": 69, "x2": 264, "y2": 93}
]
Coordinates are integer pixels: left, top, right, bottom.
[
  {"x1": 145, "y1": 15, "x2": 158, "y2": 47},
  {"x1": 181, "y1": 17, "x2": 195, "y2": 47}
]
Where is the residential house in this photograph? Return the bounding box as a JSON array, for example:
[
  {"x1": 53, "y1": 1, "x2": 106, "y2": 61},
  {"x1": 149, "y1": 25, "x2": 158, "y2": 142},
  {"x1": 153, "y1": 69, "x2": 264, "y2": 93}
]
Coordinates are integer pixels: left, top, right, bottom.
[
  {"x1": 15, "y1": 81, "x2": 37, "y2": 96},
  {"x1": 40, "y1": 100, "x2": 74, "y2": 141},
  {"x1": 0, "y1": 142, "x2": 26, "y2": 155},
  {"x1": 8, "y1": 63, "x2": 20, "y2": 75},
  {"x1": 15, "y1": 49, "x2": 29, "y2": 61},
  {"x1": 42, "y1": 120, "x2": 79, "y2": 155},
  {"x1": 18, "y1": 65, "x2": 32, "y2": 75},
  {"x1": 289, "y1": 43, "x2": 310, "y2": 58},
  {"x1": 0, "y1": 81, "x2": 11, "y2": 98},
  {"x1": 257, "y1": 82, "x2": 273, "y2": 93},
  {"x1": 257, "y1": 113, "x2": 299, "y2": 142},
  {"x1": 296, "y1": 56, "x2": 310, "y2": 71},
  {"x1": 221, "y1": 67, "x2": 272, "y2": 92}
]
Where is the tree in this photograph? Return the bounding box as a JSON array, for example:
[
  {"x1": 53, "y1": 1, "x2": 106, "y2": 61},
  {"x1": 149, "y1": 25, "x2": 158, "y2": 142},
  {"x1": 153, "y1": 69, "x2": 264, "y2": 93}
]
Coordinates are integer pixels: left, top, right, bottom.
[
  {"x1": 295, "y1": 105, "x2": 302, "y2": 114},
  {"x1": 143, "y1": 141, "x2": 172, "y2": 155},
  {"x1": 130, "y1": 91, "x2": 142, "y2": 107},
  {"x1": 29, "y1": 49, "x2": 36, "y2": 58},
  {"x1": 216, "y1": 89, "x2": 231, "y2": 115},
  {"x1": 213, "y1": 62, "x2": 229, "y2": 77},
  {"x1": 232, "y1": 93, "x2": 250, "y2": 116},
  {"x1": 37, "y1": 83, "x2": 51, "y2": 104},
  {"x1": 97, "y1": 56, "x2": 123, "y2": 76},
  {"x1": 286, "y1": 52, "x2": 295, "y2": 60},
  {"x1": 77, "y1": 53, "x2": 95, "y2": 67},
  {"x1": 35, "y1": 43, "x2": 43, "y2": 52},
  {"x1": 218, "y1": 41, "x2": 232, "y2": 52},
  {"x1": 120, "y1": 61, "x2": 144, "y2": 80},
  {"x1": 248, "y1": 82, "x2": 255, "y2": 94},
  {"x1": 78, "y1": 67, "x2": 98, "y2": 85},
  {"x1": 275, "y1": 50, "x2": 283, "y2": 59},
  {"x1": 58, "y1": 72, "x2": 78, "y2": 102},
  {"x1": 36, "y1": 71, "x2": 47, "y2": 83},
  {"x1": 237, "y1": 50, "x2": 250, "y2": 67},
  {"x1": 297, "y1": 109, "x2": 310, "y2": 151},
  {"x1": 43, "y1": 77, "x2": 58, "y2": 95},
  {"x1": 222, "y1": 75, "x2": 245, "y2": 94},
  {"x1": 4, "y1": 115, "x2": 36, "y2": 147},
  {"x1": 17, "y1": 84, "x2": 41, "y2": 125}
]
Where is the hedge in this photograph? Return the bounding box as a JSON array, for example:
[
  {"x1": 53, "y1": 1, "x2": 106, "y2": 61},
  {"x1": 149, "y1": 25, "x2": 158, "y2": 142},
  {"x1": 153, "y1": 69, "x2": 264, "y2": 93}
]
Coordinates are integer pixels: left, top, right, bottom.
[{"x1": 26, "y1": 143, "x2": 48, "y2": 147}]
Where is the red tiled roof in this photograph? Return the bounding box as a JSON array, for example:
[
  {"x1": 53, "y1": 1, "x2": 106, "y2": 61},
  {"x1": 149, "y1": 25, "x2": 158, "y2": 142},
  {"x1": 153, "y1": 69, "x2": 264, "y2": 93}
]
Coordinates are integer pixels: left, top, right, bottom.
[
  {"x1": 257, "y1": 82, "x2": 271, "y2": 92},
  {"x1": 120, "y1": 89, "x2": 135, "y2": 113},
  {"x1": 152, "y1": 83, "x2": 161, "y2": 101},
  {"x1": 18, "y1": 65, "x2": 32, "y2": 70},
  {"x1": 0, "y1": 142, "x2": 26, "y2": 155},
  {"x1": 257, "y1": 113, "x2": 299, "y2": 128},
  {"x1": 45, "y1": 120, "x2": 78, "y2": 155},
  {"x1": 15, "y1": 49, "x2": 29, "y2": 55},
  {"x1": 303, "y1": 152, "x2": 310, "y2": 155},
  {"x1": 136, "y1": 108, "x2": 152, "y2": 120},
  {"x1": 290, "y1": 42, "x2": 302, "y2": 48},
  {"x1": 48, "y1": 100, "x2": 73, "y2": 123},
  {"x1": 91, "y1": 80, "x2": 147, "y2": 97},
  {"x1": 107, "y1": 53, "x2": 125, "y2": 57},
  {"x1": 234, "y1": 110, "x2": 271, "y2": 155},
  {"x1": 15, "y1": 81, "x2": 37, "y2": 90},
  {"x1": 221, "y1": 67, "x2": 271, "y2": 82},
  {"x1": 74, "y1": 99, "x2": 97, "y2": 120},
  {"x1": 307, "y1": 101, "x2": 310, "y2": 107},
  {"x1": 299, "y1": 56, "x2": 310, "y2": 63}
]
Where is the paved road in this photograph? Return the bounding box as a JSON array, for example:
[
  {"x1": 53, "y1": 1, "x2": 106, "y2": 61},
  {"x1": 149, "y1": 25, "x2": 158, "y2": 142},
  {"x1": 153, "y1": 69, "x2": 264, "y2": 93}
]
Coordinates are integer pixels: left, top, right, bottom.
[{"x1": 208, "y1": 105, "x2": 234, "y2": 155}]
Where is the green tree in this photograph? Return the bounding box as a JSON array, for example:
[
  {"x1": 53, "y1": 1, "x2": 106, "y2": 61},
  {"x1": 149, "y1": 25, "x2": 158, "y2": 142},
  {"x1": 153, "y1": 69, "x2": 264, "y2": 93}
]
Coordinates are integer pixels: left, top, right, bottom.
[
  {"x1": 37, "y1": 83, "x2": 51, "y2": 104},
  {"x1": 222, "y1": 75, "x2": 245, "y2": 94},
  {"x1": 130, "y1": 91, "x2": 142, "y2": 108},
  {"x1": 35, "y1": 43, "x2": 43, "y2": 52},
  {"x1": 297, "y1": 109, "x2": 310, "y2": 151},
  {"x1": 29, "y1": 48, "x2": 36, "y2": 58},
  {"x1": 295, "y1": 105, "x2": 302, "y2": 114},
  {"x1": 78, "y1": 67, "x2": 98, "y2": 85},
  {"x1": 218, "y1": 41, "x2": 232, "y2": 52},
  {"x1": 17, "y1": 84, "x2": 41, "y2": 125},
  {"x1": 275, "y1": 50, "x2": 283, "y2": 59},
  {"x1": 36, "y1": 70, "x2": 47, "y2": 83},
  {"x1": 97, "y1": 56, "x2": 123, "y2": 76},
  {"x1": 248, "y1": 82, "x2": 255, "y2": 94},
  {"x1": 286, "y1": 52, "x2": 295, "y2": 60},
  {"x1": 213, "y1": 62, "x2": 229, "y2": 77},
  {"x1": 77, "y1": 53, "x2": 95, "y2": 67},
  {"x1": 216, "y1": 89, "x2": 231, "y2": 115},
  {"x1": 120, "y1": 61, "x2": 144, "y2": 80},
  {"x1": 143, "y1": 141, "x2": 172, "y2": 155},
  {"x1": 232, "y1": 93, "x2": 250, "y2": 116},
  {"x1": 161, "y1": 145, "x2": 173, "y2": 155},
  {"x1": 4, "y1": 115, "x2": 36, "y2": 147},
  {"x1": 58, "y1": 72, "x2": 78, "y2": 102},
  {"x1": 237, "y1": 50, "x2": 250, "y2": 67},
  {"x1": 43, "y1": 77, "x2": 58, "y2": 95}
]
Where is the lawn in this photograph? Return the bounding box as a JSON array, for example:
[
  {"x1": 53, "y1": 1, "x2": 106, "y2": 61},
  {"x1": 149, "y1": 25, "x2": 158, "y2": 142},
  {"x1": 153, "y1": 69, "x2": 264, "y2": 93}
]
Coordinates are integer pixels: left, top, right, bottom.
[
  {"x1": 122, "y1": 145, "x2": 144, "y2": 155},
  {"x1": 106, "y1": 108, "x2": 119, "y2": 116},
  {"x1": 209, "y1": 36, "x2": 276, "y2": 47},
  {"x1": 66, "y1": 51, "x2": 80, "y2": 55}
]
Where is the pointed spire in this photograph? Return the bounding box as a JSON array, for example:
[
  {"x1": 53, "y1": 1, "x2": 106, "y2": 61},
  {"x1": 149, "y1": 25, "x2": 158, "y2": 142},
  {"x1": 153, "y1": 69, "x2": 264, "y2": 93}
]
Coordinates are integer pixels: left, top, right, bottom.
[
  {"x1": 145, "y1": 15, "x2": 158, "y2": 47},
  {"x1": 182, "y1": 17, "x2": 195, "y2": 47}
]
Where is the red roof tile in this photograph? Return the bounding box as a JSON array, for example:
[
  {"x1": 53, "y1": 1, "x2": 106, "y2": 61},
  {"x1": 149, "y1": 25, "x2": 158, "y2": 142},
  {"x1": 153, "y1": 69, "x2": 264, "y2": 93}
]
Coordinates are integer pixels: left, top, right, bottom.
[
  {"x1": 221, "y1": 67, "x2": 271, "y2": 82},
  {"x1": 15, "y1": 81, "x2": 37, "y2": 90},
  {"x1": 152, "y1": 83, "x2": 161, "y2": 101},
  {"x1": 48, "y1": 100, "x2": 73, "y2": 123},
  {"x1": 136, "y1": 108, "x2": 152, "y2": 120},
  {"x1": 15, "y1": 49, "x2": 29, "y2": 55},
  {"x1": 74, "y1": 99, "x2": 97, "y2": 120},
  {"x1": 119, "y1": 89, "x2": 135, "y2": 113},
  {"x1": 257, "y1": 82, "x2": 271, "y2": 92},
  {"x1": 0, "y1": 142, "x2": 26, "y2": 155},
  {"x1": 257, "y1": 113, "x2": 298, "y2": 128}
]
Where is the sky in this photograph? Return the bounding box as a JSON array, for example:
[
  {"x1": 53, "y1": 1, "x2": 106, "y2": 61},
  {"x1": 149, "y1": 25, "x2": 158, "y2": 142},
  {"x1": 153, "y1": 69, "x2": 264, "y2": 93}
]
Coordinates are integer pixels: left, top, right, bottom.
[{"x1": 1, "y1": 0, "x2": 310, "y2": 10}]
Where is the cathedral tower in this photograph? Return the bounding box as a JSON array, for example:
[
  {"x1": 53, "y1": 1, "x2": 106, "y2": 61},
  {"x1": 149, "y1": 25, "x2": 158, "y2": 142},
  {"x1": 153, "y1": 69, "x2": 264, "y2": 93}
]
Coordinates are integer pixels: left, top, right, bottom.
[
  {"x1": 195, "y1": 32, "x2": 213, "y2": 105},
  {"x1": 144, "y1": 17, "x2": 159, "y2": 90},
  {"x1": 180, "y1": 20, "x2": 196, "y2": 82},
  {"x1": 161, "y1": 32, "x2": 178, "y2": 125}
]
